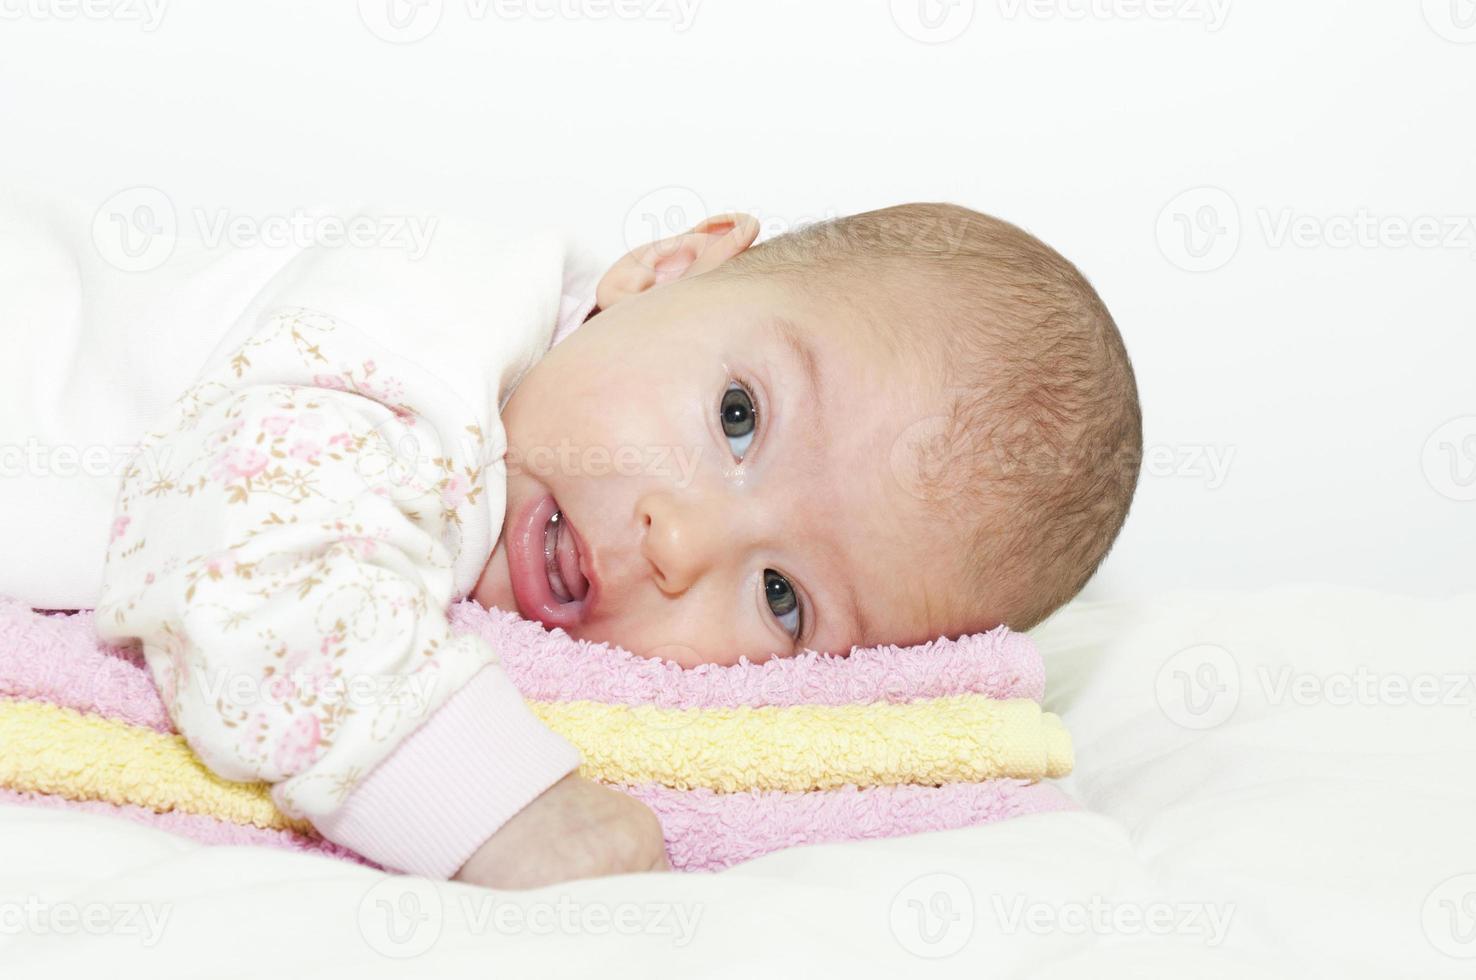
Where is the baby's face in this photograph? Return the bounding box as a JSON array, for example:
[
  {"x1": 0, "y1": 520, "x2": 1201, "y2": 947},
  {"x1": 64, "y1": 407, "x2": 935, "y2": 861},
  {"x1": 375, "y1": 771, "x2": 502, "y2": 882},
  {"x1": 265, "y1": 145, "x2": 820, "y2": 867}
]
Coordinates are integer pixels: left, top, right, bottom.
[{"x1": 474, "y1": 270, "x2": 967, "y2": 665}]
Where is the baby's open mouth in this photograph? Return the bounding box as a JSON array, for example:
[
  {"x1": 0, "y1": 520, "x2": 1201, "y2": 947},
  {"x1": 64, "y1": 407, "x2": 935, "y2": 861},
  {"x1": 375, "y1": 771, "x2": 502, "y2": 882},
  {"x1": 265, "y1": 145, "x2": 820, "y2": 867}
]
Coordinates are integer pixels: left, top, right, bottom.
[
  {"x1": 507, "y1": 491, "x2": 597, "y2": 630},
  {"x1": 543, "y1": 507, "x2": 589, "y2": 603}
]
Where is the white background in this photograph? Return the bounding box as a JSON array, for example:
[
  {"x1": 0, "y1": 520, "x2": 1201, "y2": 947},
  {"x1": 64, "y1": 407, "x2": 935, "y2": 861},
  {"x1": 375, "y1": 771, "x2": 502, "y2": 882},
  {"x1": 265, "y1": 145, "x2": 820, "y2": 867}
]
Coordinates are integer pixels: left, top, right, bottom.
[{"x1": 2, "y1": 0, "x2": 1472, "y2": 602}]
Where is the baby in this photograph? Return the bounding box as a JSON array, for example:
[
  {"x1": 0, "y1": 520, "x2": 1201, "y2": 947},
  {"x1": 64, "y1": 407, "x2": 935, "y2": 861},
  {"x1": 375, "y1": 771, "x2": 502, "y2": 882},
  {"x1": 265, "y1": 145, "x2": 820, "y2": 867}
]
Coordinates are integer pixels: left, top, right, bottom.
[{"x1": 94, "y1": 203, "x2": 1141, "y2": 888}]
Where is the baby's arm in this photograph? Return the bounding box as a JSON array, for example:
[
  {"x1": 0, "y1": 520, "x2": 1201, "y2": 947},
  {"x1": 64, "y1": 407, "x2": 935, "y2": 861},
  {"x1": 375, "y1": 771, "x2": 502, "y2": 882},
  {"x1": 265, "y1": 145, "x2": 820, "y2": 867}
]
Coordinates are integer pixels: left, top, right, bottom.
[{"x1": 96, "y1": 380, "x2": 660, "y2": 881}]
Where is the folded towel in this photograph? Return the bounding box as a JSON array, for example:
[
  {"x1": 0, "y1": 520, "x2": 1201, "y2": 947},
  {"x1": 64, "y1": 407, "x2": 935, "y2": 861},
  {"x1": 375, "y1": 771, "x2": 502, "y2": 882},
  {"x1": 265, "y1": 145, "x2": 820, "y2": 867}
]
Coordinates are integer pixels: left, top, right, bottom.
[
  {"x1": 0, "y1": 698, "x2": 305, "y2": 832},
  {"x1": 529, "y1": 697, "x2": 1072, "y2": 791},
  {"x1": 0, "y1": 597, "x2": 1075, "y2": 870},
  {"x1": 0, "y1": 701, "x2": 1073, "y2": 872},
  {"x1": 450, "y1": 602, "x2": 1047, "y2": 707}
]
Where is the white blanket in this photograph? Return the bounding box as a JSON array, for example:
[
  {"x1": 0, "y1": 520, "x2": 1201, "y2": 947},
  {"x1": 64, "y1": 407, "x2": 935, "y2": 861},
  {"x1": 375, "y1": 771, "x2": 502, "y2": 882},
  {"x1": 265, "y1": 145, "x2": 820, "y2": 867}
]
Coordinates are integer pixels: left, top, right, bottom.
[{"x1": 3, "y1": 585, "x2": 1471, "y2": 978}]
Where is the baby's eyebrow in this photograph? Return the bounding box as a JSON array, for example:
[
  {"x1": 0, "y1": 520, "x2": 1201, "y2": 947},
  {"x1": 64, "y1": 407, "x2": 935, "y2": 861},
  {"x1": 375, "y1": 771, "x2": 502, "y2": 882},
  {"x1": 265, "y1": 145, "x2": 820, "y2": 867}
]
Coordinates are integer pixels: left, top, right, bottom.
[{"x1": 768, "y1": 315, "x2": 824, "y2": 418}]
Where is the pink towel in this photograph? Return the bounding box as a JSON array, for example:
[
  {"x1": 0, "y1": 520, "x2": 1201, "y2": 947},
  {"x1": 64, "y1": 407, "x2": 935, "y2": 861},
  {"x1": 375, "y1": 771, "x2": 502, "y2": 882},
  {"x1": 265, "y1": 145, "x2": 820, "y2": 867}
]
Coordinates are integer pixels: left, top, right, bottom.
[
  {"x1": 448, "y1": 601, "x2": 1047, "y2": 707},
  {"x1": 0, "y1": 597, "x2": 1074, "y2": 871}
]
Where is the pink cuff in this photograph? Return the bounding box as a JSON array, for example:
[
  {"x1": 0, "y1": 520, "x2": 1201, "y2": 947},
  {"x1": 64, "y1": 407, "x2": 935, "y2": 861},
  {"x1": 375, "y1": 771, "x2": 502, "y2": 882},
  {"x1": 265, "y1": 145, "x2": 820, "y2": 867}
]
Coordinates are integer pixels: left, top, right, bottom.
[{"x1": 313, "y1": 664, "x2": 581, "y2": 877}]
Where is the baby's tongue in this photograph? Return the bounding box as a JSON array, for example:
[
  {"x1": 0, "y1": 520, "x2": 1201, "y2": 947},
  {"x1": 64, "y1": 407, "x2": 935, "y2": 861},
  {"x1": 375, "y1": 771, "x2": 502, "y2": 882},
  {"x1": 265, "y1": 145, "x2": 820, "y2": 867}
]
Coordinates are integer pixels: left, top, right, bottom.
[{"x1": 555, "y1": 514, "x2": 588, "y2": 602}]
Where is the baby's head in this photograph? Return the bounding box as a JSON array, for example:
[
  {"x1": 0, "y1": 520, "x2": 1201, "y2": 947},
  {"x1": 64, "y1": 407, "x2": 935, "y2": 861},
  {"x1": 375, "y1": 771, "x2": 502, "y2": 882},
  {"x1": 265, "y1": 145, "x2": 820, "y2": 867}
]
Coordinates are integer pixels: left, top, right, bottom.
[{"x1": 475, "y1": 203, "x2": 1141, "y2": 665}]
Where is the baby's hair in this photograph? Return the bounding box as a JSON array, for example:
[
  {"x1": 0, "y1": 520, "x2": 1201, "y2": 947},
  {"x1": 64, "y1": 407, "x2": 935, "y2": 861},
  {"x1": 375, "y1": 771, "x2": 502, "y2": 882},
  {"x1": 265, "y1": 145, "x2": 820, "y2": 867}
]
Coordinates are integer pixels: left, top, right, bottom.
[{"x1": 721, "y1": 203, "x2": 1142, "y2": 632}]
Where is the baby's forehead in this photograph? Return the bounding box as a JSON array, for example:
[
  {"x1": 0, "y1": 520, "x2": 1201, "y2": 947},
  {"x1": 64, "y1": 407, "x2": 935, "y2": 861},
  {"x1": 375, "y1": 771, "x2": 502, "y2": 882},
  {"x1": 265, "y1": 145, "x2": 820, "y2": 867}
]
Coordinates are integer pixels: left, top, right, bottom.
[{"x1": 747, "y1": 275, "x2": 947, "y2": 389}]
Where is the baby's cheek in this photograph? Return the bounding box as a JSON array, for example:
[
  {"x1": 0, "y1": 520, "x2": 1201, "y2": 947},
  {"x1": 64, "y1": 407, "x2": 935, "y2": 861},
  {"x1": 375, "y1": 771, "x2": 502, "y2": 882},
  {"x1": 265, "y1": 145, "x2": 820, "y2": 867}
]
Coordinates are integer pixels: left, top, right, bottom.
[{"x1": 575, "y1": 631, "x2": 744, "y2": 668}]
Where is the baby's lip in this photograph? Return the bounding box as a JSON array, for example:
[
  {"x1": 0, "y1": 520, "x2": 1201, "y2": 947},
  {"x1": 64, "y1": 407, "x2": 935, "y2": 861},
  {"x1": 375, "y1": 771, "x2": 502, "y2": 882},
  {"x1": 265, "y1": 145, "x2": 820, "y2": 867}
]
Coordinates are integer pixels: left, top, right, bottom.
[{"x1": 507, "y1": 492, "x2": 599, "y2": 630}]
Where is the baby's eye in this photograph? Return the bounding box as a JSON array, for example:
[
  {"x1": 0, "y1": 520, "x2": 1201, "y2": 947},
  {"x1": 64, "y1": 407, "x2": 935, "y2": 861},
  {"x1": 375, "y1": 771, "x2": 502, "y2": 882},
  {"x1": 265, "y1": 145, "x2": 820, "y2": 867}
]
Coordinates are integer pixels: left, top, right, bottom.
[
  {"x1": 720, "y1": 382, "x2": 756, "y2": 459},
  {"x1": 763, "y1": 568, "x2": 802, "y2": 638}
]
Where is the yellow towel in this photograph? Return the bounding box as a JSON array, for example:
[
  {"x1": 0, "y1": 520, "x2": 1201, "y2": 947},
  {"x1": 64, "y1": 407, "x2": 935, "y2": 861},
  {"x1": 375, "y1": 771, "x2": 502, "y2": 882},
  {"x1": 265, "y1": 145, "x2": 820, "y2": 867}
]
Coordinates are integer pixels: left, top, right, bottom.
[
  {"x1": 0, "y1": 694, "x2": 1072, "y2": 828},
  {"x1": 530, "y1": 696, "x2": 1072, "y2": 791},
  {"x1": 0, "y1": 699, "x2": 308, "y2": 832}
]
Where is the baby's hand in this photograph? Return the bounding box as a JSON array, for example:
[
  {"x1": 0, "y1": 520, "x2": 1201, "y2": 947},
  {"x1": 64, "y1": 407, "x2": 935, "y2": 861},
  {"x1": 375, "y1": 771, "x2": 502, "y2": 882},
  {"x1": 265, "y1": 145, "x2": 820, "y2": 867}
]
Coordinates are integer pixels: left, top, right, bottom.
[{"x1": 453, "y1": 774, "x2": 669, "y2": 889}]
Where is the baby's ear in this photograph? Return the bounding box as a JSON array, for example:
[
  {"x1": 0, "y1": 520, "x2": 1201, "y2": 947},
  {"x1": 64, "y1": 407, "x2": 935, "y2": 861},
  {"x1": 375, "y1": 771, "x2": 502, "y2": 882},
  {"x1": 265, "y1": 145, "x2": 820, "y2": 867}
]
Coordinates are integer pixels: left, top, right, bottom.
[{"x1": 595, "y1": 212, "x2": 760, "y2": 309}]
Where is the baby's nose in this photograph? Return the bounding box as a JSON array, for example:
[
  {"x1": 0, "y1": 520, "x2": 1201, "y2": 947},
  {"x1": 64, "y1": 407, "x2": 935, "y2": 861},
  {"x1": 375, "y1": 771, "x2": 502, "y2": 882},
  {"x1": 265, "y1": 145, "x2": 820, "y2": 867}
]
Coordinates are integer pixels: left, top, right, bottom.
[{"x1": 635, "y1": 491, "x2": 723, "y2": 596}]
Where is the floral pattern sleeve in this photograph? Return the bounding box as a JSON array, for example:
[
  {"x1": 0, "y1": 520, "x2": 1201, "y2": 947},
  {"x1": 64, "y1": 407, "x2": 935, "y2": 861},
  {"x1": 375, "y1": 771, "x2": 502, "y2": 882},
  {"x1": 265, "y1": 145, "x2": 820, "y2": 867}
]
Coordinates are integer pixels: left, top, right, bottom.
[{"x1": 95, "y1": 308, "x2": 581, "y2": 876}]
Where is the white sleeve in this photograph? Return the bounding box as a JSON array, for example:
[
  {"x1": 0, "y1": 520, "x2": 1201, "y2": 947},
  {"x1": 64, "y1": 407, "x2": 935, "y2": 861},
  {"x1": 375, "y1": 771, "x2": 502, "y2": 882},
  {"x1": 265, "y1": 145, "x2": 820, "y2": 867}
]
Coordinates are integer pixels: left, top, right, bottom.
[{"x1": 95, "y1": 374, "x2": 579, "y2": 875}]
